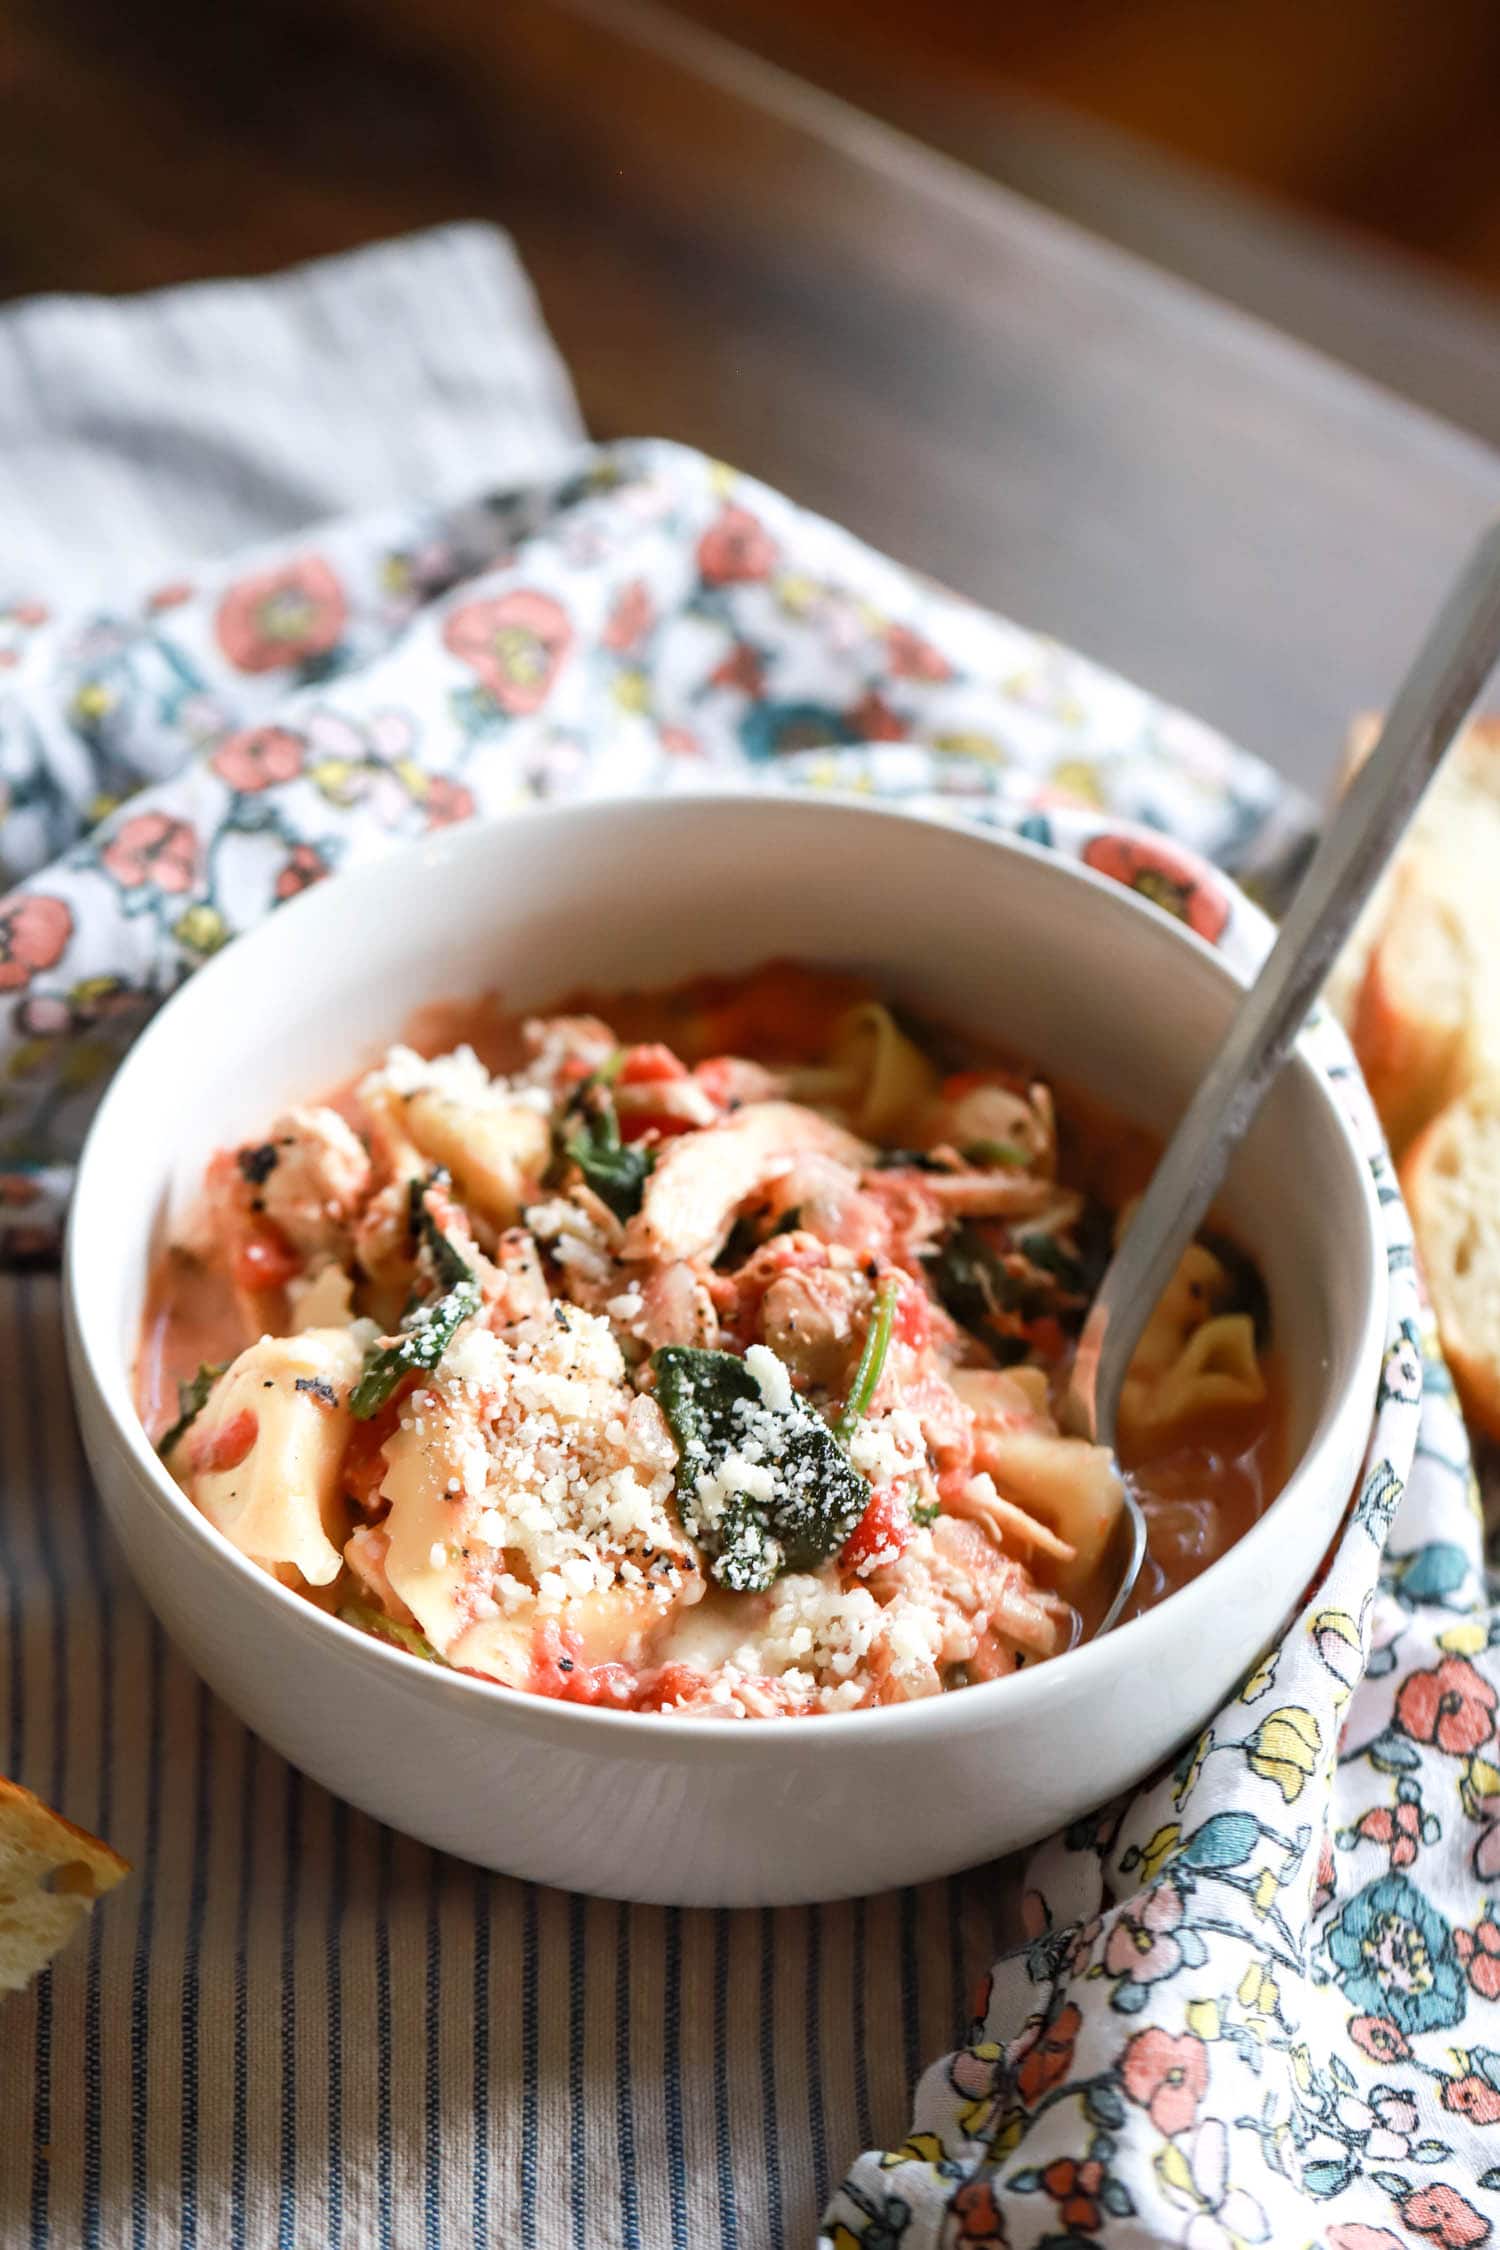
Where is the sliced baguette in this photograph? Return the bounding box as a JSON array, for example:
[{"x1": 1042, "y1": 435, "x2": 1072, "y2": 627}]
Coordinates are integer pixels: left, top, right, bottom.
[
  {"x1": 1352, "y1": 870, "x2": 1475, "y2": 1154},
  {"x1": 0, "y1": 1777, "x2": 129, "y2": 1995},
  {"x1": 1402, "y1": 1079, "x2": 1500, "y2": 1442},
  {"x1": 1331, "y1": 714, "x2": 1500, "y2": 1157}
]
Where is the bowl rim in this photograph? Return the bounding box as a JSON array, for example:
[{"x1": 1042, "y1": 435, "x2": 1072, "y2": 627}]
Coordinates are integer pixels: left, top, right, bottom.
[{"x1": 66, "y1": 788, "x2": 1388, "y2": 1751}]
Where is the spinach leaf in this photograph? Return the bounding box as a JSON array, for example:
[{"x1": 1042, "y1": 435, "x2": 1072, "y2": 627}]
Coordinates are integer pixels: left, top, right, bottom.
[
  {"x1": 931, "y1": 1222, "x2": 1021, "y2": 1335},
  {"x1": 564, "y1": 1079, "x2": 655, "y2": 1221},
  {"x1": 156, "y1": 1361, "x2": 227, "y2": 1458},
  {"x1": 935, "y1": 1196, "x2": 1111, "y2": 1357},
  {"x1": 1012, "y1": 1228, "x2": 1088, "y2": 1293},
  {"x1": 961, "y1": 1138, "x2": 1029, "y2": 1169},
  {"x1": 337, "y1": 1598, "x2": 447, "y2": 1664},
  {"x1": 350, "y1": 1182, "x2": 481, "y2": 1419},
  {"x1": 653, "y1": 1345, "x2": 870, "y2": 1591}
]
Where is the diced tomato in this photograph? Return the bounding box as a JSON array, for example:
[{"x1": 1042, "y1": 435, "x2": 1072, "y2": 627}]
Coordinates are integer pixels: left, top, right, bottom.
[
  {"x1": 342, "y1": 1391, "x2": 409, "y2": 1512},
  {"x1": 559, "y1": 1662, "x2": 635, "y2": 1709},
  {"x1": 617, "y1": 1107, "x2": 697, "y2": 1145},
  {"x1": 188, "y1": 1406, "x2": 257, "y2": 1476},
  {"x1": 528, "y1": 1622, "x2": 636, "y2": 1708},
  {"x1": 528, "y1": 1620, "x2": 579, "y2": 1697},
  {"x1": 617, "y1": 1042, "x2": 688, "y2": 1086},
  {"x1": 840, "y1": 1485, "x2": 913, "y2": 1573},
  {"x1": 633, "y1": 1662, "x2": 708, "y2": 1712},
  {"x1": 890, "y1": 1274, "x2": 931, "y2": 1352},
  {"x1": 691, "y1": 1056, "x2": 740, "y2": 1108},
  {"x1": 232, "y1": 1220, "x2": 302, "y2": 1292}
]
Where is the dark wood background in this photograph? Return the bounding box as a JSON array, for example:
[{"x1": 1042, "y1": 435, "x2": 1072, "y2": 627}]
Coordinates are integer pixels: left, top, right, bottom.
[
  {"x1": 4, "y1": 0, "x2": 1500, "y2": 790},
  {"x1": 675, "y1": 0, "x2": 1500, "y2": 292}
]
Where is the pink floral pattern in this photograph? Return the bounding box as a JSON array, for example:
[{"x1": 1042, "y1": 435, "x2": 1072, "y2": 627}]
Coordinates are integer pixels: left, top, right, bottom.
[
  {"x1": 274, "y1": 842, "x2": 329, "y2": 900},
  {"x1": 441, "y1": 588, "x2": 571, "y2": 713},
  {"x1": 215, "y1": 555, "x2": 346, "y2": 673},
  {"x1": 99, "y1": 812, "x2": 197, "y2": 894},
  {"x1": 211, "y1": 726, "x2": 305, "y2": 792},
  {"x1": 0, "y1": 892, "x2": 70, "y2": 990},
  {"x1": 696, "y1": 503, "x2": 775, "y2": 585}
]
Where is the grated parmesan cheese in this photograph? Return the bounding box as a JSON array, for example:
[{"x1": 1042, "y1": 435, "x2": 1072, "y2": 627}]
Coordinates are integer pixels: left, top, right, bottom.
[
  {"x1": 362, "y1": 1043, "x2": 504, "y2": 1108},
  {"x1": 378, "y1": 1303, "x2": 695, "y2": 1652},
  {"x1": 744, "y1": 1343, "x2": 794, "y2": 1415}
]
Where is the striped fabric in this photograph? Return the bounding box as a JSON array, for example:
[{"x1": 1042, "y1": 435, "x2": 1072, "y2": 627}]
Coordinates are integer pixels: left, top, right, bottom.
[{"x1": 0, "y1": 1278, "x2": 1006, "y2": 2247}]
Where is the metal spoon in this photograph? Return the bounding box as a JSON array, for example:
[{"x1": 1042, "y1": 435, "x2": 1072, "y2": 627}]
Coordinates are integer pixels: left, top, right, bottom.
[{"x1": 1067, "y1": 521, "x2": 1500, "y2": 1636}]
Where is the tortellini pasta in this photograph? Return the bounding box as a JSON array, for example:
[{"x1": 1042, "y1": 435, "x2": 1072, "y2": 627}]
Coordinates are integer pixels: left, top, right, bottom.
[
  {"x1": 170, "y1": 1328, "x2": 365, "y2": 1587},
  {"x1": 1118, "y1": 1242, "x2": 1266, "y2": 1443},
  {"x1": 829, "y1": 1003, "x2": 938, "y2": 1140}
]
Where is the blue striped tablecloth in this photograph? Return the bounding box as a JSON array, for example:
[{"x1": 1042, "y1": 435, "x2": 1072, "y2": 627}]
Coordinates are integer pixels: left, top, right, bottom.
[{"x1": 1, "y1": 1277, "x2": 1006, "y2": 2247}]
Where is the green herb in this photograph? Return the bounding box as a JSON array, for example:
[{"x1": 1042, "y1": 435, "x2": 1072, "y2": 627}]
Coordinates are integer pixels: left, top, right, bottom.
[
  {"x1": 961, "y1": 1138, "x2": 1029, "y2": 1169},
  {"x1": 835, "y1": 1274, "x2": 900, "y2": 1441},
  {"x1": 1012, "y1": 1229, "x2": 1087, "y2": 1293},
  {"x1": 156, "y1": 1361, "x2": 227, "y2": 1457},
  {"x1": 931, "y1": 1223, "x2": 1022, "y2": 1335},
  {"x1": 407, "y1": 1175, "x2": 472, "y2": 1289},
  {"x1": 236, "y1": 1142, "x2": 279, "y2": 1186},
  {"x1": 338, "y1": 1598, "x2": 447, "y2": 1664},
  {"x1": 652, "y1": 1345, "x2": 870, "y2": 1592},
  {"x1": 349, "y1": 1182, "x2": 481, "y2": 1419},
  {"x1": 564, "y1": 1076, "x2": 655, "y2": 1221},
  {"x1": 911, "y1": 1497, "x2": 941, "y2": 1528},
  {"x1": 933, "y1": 1195, "x2": 1112, "y2": 1357},
  {"x1": 871, "y1": 1148, "x2": 950, "y2": 1173}
]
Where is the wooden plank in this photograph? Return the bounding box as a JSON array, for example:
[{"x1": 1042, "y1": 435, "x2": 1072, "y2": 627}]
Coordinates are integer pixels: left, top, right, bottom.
[{"x1": 2, "y1": 0, "x2": 1498, "y2": 791}]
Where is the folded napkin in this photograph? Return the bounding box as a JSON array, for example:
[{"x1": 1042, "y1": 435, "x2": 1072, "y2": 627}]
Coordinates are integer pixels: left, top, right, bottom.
[{"x1": 0, "y1": 227, "x2": 1493, "y2": 2250}]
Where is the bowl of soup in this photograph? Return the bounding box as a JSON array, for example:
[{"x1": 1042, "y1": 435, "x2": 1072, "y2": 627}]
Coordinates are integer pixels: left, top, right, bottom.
[{"x1": 64, "y1": 794, "x2": 1384, "y2": 1904}]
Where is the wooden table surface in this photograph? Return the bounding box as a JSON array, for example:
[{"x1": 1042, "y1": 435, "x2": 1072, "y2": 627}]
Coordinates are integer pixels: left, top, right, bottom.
[{"x1": 7, "y1": 0, "x2": 1500, "y2": 790}]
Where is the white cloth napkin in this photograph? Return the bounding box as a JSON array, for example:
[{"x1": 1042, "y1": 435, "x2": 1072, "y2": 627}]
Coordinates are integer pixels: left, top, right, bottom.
[{"x1": 0, "y1": 224, "x2": 583, "y2": 602}]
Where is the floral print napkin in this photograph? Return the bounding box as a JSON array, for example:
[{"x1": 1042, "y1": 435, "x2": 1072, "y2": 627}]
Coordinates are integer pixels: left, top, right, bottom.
[{"x1": 1, "y1": 434, "x2": 1492, "y2": 2250}]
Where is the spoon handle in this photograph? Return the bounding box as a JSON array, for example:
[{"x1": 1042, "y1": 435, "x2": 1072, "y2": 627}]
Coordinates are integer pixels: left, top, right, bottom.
[{"x1": 1065, "y1": 520, "x2": 1500, "y2": 1449}]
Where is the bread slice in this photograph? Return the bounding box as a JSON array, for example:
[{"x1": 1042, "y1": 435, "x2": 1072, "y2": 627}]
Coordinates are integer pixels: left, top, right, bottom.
[
  {"x1": 1352, "y1": 870, "x2": 1475, "y2": 1154},
  {"x1": 1331, "y1": 714, "x2": 1500, "y2": 1156},
  {"x1": 1402, "y1": 1079, "x2": 1500, "y2": 1442},
  {"x1": 0, "y1": 1778, "x2": 129, "y2": 1994}
]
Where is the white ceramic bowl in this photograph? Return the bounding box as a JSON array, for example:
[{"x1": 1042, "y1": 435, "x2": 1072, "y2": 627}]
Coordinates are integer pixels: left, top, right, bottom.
[{"x1": 65, "y1": 795, "x2": 1384, "y2": 1906}]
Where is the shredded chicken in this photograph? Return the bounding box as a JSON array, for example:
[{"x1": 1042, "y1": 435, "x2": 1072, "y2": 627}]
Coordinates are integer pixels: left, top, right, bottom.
[{"x1": 623, "y1": 1102, "x2": 872, "y2": 1265}]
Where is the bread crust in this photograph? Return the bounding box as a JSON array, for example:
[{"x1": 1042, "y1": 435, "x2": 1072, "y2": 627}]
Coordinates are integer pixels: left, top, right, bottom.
[
  {"x1": 1351, "y1": 873, "x2": 1472, "y2": 1155},
  {"x1": 1401, "y1": 1083, "x2": 1500, "y2": 1443},
  {"x1": 1334, "y1": 713, "x2": 1500, "y2": 1443},
  {"x1": 0, "y1": 1775, "x2": 129, "y2": 1995}
]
